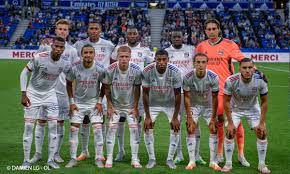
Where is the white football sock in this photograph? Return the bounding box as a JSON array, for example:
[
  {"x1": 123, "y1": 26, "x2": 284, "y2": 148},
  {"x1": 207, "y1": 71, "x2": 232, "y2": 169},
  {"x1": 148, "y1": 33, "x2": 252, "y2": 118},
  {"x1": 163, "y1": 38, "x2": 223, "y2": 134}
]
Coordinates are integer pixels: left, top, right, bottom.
[
  {"x1": 81, "y1": 123, "x2": 90, "y2": 154},
  {"x1": 35, "y1": 122, "x2": 45, "y2": 154},
  {"x1": 224, "y1": 138, "x2": 234, "y2": 164},
  {"x1": 186, "y1": 134, "x2": 196, "y2": 162},
  {"x1": 23, "y1": 121, "x2": 35, "y2": 162},
  {"x1": 93, "y1": 124, "x2": 103, "y2": 160},
  {"x1": 55, "y1": 122, "x2": 64, "y2": 155},
  {"x1": 176, "y1": 129, "x2": 183, "y2": 159},
  {"x1": 129, "y1": 124, "x2": 139, "y2": 162},
  {"x1": 106, "y1": 124, "x2": 118, "y2": 164},
  {"x1": 144, "y1": 129, "x2": 155, "y2": 160},
  {"x1": 117, "y1": 122, "x2": 125, "y2": 154},
  {"x1": 69, "y1": 126, "x2": 79, "y2": 159},
  {"x1": 257, "y1": 139, "x2": 268, "y2": 165},
  {"x1": 195, "y1": 124, "x2": 201, "y2": 159},
  {"x1": 167, "y1": 130, "x2": 179, "y2": 161},
  {"x1": 47, "y1": 120, "x2": 57, "y2": 162},
  {"x1": 209, "y1": 134, "x2": 218, "y2": 163}
]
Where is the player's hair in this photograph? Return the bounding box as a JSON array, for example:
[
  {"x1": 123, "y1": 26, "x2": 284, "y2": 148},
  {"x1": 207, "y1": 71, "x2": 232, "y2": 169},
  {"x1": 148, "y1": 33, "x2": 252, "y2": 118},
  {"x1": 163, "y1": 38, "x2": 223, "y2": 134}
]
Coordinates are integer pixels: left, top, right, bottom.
[
  {"x1": 155, "y1": 49, "x2": 169, "y2": 58},
  {"x1": 205, "y1": 18, "x2": 221, "y2": 29},
  {"x1": 118, "y1": 45, "x2": 131, "y2": 53},
  {"x1": 126, "y1": 26, "x2": 138, "y2": 33},
  {"x1": 193, "y1": 53, "x2": 208, "y2": 62},
  {"x1": 81, "y1": 44, "x2": 95, "y2": 55},
  {"x1": 53, "y1": 36, "x2": 66, "y2": 43},
  {"x1": 56, "y1": 19, "x2": 71, "y2": 29},
  {"x1": 239, "y1": 58, "x2": 254, "y2": 65},
  {"x1": 171, "y1": 28, "x2": 183, "y2": 35},
  {"x1": 88, "y1": 20, "x2": 102, "y2": 29}
]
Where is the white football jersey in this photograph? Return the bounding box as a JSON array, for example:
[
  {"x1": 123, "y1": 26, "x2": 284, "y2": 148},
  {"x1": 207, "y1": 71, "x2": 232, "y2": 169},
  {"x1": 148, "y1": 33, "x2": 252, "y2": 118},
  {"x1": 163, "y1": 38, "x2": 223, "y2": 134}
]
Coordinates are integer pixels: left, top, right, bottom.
[
  {"x1": 74, "y1": 38, "x2": 115, "y2": 68},
  {"x1": 183, "y1": 69, "x2": 219, "y2": 107},
  {"x1": 224, "y1": 73, "x2": 268, "y2": 113},
  {"x1": 66, "y1": 60, "x2": 105, "y2": 105},
  {"x1": 37, "y1": 42, "x2": 79, "y2": 96},
  {"x1": 165, "y1": 44, "x2": 195, "y2": 78},
  {"x1": 103, "y1": 62, "x2": 142, "y2": 109},
  {"x1": 111, "y1": 43, "x2": 154, "y2": 70},
  {"x1": 142, "y1": 63, "x2": 182, "y2": 108},
  {"x1": 26, "y1": 51, "x2": 71, "y2": 95}
]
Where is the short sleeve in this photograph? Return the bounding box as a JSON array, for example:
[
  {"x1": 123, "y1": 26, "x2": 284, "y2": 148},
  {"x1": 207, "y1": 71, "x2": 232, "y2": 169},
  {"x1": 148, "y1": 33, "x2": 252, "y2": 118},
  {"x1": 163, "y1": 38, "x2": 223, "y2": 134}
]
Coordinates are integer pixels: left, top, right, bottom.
[
  {"x1": 259, "y1": 80, "x2": 268, "y2": 96},
  {"x1": 142, "y1": 71, "x2": 150, "y2": 88},
  {"x1": 110, "y1": 46, "x2": 119, "y2": 60},
  {"x1": 182, "y1": 78, "x2": 191, "y2": 91},
  {"x1": 134, "y1": 69, "x2": 142, "y2": 85},
  {"x1": 144, "y1": 48, "x2": 154, "y2": 63},
  {"x1": 230, "y1": 42, "x2": 244, "y2": 61},
  {"x1": 223, "y1": 78, "x2": 232, "y2": 95},
  {"x1": 102, "y1": 69, "x2": 112, "y2": 85},
  {"x1": 26, "y1": 57, "x2": 38, "y2": 71},
  {"x1": 211, "y1": 75, "x2": 219, "y2": 93},
  {"x1": 173, "y1": 70, "x2": 182, "y2": 89},
  {"x1": 66, "y1": 67, "x2": 75, "y2": 82}
]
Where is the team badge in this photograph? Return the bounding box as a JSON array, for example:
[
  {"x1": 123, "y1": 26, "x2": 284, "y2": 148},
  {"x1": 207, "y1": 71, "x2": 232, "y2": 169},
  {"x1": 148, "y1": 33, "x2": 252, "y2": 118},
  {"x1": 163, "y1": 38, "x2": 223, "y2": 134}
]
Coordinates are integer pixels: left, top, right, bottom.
[
  {"x1": 101, "y1": 47, "x2": 105, "y2": 52},
  {"x1": 252, "y1": 87, "x2": 257, "y2": 93},
  {"x1": 218, "y1": 50, "x2": 224, "y2": 56},
  {"x1": 129, "y1": 75, "x2": 134, "y2": 82},
  {"x1": 138, "y1": 52, "x2": 142, "y2": 57},
  {"x1": 184, "y1": 52, "x2": 189, "y2": 58}
]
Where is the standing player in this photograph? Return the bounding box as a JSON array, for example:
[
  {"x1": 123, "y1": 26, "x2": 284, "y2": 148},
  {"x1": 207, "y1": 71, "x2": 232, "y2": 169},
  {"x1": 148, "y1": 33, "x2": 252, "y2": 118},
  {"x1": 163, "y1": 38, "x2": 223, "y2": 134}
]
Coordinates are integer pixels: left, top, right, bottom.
[
  {"x1": 30, "y1": 19, "x2": 79, "y2": 164},
  {"x1": 165, "y1": 29, "x2": 206, "y2": 165},
  {"x1": 196, "y1": 18, "x2": 249, "y2": 166},
  {"x1": 20, "y1": 37, "x2": 70, "y2": 169},
  {"x1": 74, "y1": 21, "x2": 115, "y2": 161},
  {"x1": 103, "y1": 46, "x2": 142, "y2": 168},
  {"x1": 142, "y1": 49, "x2": 182, "y2": 169},
  {"x1": 65, "y1": 44, "x2": 106, "y2": 168},
  {"x1": 183, "y1": 53, "x2": 221, "y2": 171},
  {"x1": 221, "y1": 58, "x2": 270, "y2": 173},
  {"x1": 111, "y1": 26, "x2": 154, "y2": 161}
]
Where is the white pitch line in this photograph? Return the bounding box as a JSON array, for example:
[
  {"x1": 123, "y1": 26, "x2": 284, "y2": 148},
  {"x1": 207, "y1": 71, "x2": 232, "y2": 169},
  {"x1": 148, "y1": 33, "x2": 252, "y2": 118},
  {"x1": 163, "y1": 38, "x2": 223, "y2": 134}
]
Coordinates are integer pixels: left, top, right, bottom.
[
  {"x1": 269, "y1": 85, "x2": 289, "y2": 88},
  {"x1": 257, "y1": 65, "x2": 290, "y2": 73}
]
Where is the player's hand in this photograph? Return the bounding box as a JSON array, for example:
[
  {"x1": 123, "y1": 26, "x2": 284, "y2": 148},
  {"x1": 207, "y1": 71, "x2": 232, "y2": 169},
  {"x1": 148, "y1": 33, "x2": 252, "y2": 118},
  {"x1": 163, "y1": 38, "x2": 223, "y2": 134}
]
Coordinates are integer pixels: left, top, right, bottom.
[
  {"x1": 226, "y1": 122, "x2": 235, "y2": 139},
  {"x1": 94, "y1": 103, "x2": 103, "y2": 114},
  {"x1": 257, "y1": 122, "x2": 267, "y2": 139},
  {"x1": 186, "y1": 117, "x2": 195, "y2": 134},
  {"x1": 209, "y1": 117, "x2": 217, "y2": 134},
  {"x1": 21, "y1": 94, "x2": 31, "y2": 107},
  {"x1": 144, "y1": 116, "x2": 153, "y2": 132},
  {"x1": 129, "y1": 107, "x2": 139, "y2": 119},
  {"x1": 41, "y1": 38, "x2": 53, "y2": 45},
  {"x1": 171, "y1": 117, "x2": 180, "y2": 133},
  {"x1": 69, "y1": 104, "x2": 78, "y2": 117},
  {"x1": 107, "y1": 106, "x2": 116, "y2": 119}
]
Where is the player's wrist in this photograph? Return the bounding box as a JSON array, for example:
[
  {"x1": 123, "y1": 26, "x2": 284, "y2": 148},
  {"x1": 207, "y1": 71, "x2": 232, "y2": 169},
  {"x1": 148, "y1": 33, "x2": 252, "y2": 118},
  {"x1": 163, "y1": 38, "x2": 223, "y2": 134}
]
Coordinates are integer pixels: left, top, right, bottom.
[{"x1": 69, "y1": 98, "x2": 75, "y2": 105}]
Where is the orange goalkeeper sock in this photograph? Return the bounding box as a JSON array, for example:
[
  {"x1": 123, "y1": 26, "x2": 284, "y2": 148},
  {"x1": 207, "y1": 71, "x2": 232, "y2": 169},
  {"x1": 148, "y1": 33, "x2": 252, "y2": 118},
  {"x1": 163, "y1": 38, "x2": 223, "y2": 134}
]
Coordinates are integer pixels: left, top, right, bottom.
[{"x1": 217, "y1": 121, "x2": 224, "y2": 156}]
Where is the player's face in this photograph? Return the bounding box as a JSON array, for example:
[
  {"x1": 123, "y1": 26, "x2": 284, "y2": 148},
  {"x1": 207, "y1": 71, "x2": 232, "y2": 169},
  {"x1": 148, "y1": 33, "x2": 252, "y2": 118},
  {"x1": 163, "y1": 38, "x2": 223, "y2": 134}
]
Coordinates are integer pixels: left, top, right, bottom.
[
  {"x1": 155, "y1": 55, "x2": 168, "y2": 73},
  {"x1": 51, "y1": 40, "x2": 65, "y2": 57},
  {"x1": 126, "y1": 29, "x2": 139, "y2": 45},
  {"x1": 194, "y1": 55, "x2": 208, "y2": 75},
  {"x1": 55, "y1": 24, "x2": 69, "y2": 39},
  {"x1": 118, "y1": 51, "x2": 131, "y2": 70},
  {"x1": 88, "y1": 23, "x2": 101, "y2": 41},
  {"x1": 82, "y1": 47, "x2": 95, "y2": 67},
  {"x1": 205, "y1": 23, "x2": 220, "y2": 40},
  {"x1": 239, "y1": 61, "x2": 254, "y2": 82},
  {"x1": 171, "y1": 32, "x2": 183, "y2": 47}
]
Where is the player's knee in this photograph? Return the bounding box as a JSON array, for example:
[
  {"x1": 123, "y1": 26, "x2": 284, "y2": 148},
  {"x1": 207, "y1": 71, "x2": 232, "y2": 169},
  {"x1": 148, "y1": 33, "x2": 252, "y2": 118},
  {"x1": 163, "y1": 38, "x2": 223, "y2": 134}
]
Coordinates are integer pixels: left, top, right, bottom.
[
  {"x1": 257, "y1": 129, "x2": 267, "y2": 140},
  {"x1": 83, "y1": 115, "x2": 90, "y2": 124}
]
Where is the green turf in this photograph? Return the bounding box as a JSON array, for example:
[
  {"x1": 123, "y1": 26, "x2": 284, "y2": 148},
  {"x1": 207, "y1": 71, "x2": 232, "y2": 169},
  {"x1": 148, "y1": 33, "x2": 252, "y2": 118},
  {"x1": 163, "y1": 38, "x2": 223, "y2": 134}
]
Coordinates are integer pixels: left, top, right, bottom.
[{"x1": 0, "y1": 61, "x2": 289, "y2": 174}]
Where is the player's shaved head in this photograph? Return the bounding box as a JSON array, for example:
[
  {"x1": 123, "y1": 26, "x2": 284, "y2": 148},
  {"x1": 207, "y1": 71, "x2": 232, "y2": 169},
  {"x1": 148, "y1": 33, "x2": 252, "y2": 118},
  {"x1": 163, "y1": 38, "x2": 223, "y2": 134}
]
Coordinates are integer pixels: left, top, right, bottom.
[
  {"x1": 81, "y1": 44, "x2": 95, "y2": 55},
  {"x1": 155, "y1": 49, "x2": 169, "y2": 58},
  {"x1": 193, "y1": 53, "x2": 208, "y2": 62},
  {"x1": 239, "y1": 58, "x2": 254, "y2": 65},
  {"x1": 118, "y1": 45, "x2": 131, "y2": 53}
]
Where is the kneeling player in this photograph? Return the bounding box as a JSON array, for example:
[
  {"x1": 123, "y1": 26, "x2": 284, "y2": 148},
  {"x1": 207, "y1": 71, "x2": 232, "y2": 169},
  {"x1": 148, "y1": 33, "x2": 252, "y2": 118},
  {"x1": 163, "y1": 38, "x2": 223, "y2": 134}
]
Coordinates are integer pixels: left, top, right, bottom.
[
  {"x1": 65, "y1": 44, "x2": 105, "y2": 168},
  {"x1": 183, "y1": 53, "x2": 221, "y2": 171},
  {"x1": 142, "y1": 49, "x2": 182, "y2": 169},
  {"x1": 221, "y1": 58, "x2": 270, "y2": 173},
  {"x1": 103, "y1": 46, "x2": 142, "y2": 168}
]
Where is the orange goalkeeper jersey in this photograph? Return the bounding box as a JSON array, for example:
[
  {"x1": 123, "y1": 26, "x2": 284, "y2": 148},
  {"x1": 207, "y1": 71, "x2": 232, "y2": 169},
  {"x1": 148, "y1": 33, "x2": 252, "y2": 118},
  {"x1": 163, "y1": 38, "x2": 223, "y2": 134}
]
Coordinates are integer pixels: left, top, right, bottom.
[{"x1": 196, "y1": 38, "x2": 245, "y2": 95}]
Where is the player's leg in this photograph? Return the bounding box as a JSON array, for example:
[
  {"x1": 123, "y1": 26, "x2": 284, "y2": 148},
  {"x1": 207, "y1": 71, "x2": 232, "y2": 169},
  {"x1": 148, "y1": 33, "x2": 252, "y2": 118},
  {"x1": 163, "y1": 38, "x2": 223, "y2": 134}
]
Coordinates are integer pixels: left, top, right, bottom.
[
  {"x1": 101, "y1": 97, "x2": 107, "y2": 161},
  {"x1": 144, "y1": 107, "x2": 157, "y2": 169},
  {"x1": 127, "y1": 113, "x2": 142, "y2": 168},
  {"x1": 114, "y1": 116, "x2": 126, "y2": 161},
  {"x1": 31, "y1": 118, "x2": 45, "y2": 163},
  {"x1": 166, "y1": 108, "x2": 180, "y2": 169},
  {"x1": 45, "y1": 101, "x2": 60, "y2": 169},
  {"x1": 77, "y1": 115, "x2": 90, "y2": 161},
  {"x1": 90, "y1": 108, "x2": 105, "y2": 168},
  {"x1": 22, "y1": 105, "x2": 38, "y2": 167},
  {"x1": 204, "y1": 108, "x2": 221, "y2": 171},
  {"x1": 236, "y1": 122, "x2": 250, "y2": 167},
  {"x1": 174, "y1": 94, "x2": 184, "y2": 164},
  {"x1": 195, "y1": 123, "x2": 207, "y2": 165},
  {"x1": 105, "y1": 112, "x2": 119, "y2": 168},
  {"x1": 217, "y1": 94, "x2": 225, "y2": 163},
  {"x1": 65, "y1": 122, "x2": 81, "y2": 168},
  {"x1": 252, "y1": 116, "x2": 271, "y2": 174},
  {"x1": 185, "y1": 107, "x2": 198, "y2": 170},
  {"x1": 221, "y1": 112, "x2": 240, "y2": 172}
]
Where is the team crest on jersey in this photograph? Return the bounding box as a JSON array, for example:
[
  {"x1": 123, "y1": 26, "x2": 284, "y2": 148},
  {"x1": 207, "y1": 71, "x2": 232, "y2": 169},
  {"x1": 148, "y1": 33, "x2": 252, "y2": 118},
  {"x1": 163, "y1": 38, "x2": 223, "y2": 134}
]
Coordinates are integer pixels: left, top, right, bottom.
[
  {"x1": 93, "y1": 72, "x2": 99, "y2": 78},
  {"x1": 166, "y1": 76, "x2": 172, "y2": 83},
  {"x1": 252, "y1": 87, "x2": 257, "y2": 93},
  {"x1": 129, "y1": 75, "x2": 134, "y2": 82},
  {"x1": 101, "y1": 47, "x2": 105, "y2": 52},
  {"x1": 184, "y1": 52, "x2": 189, "y2": 58},
  {"x1": 138, "y1": 52, "x2": 142, "y2": 57},
  {"x1": 58, "y1": 67, "x2": 63, "y2": 73},
  {"x1": 218, "y1": 50, "x2": 224, "y2": 56}
]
